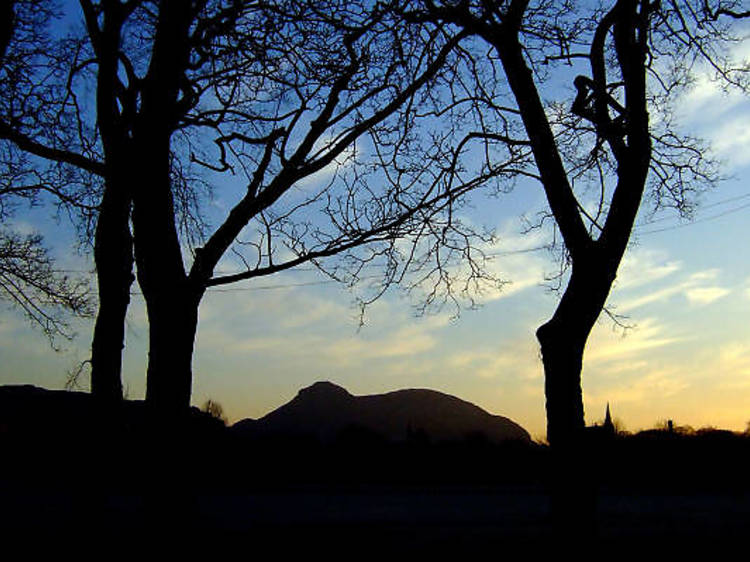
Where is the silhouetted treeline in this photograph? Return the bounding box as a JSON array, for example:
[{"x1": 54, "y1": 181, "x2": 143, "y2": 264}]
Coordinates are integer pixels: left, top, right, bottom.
[
  {"x1": 3, "y1": 386, "x2": 750, "y2": 542},
  {"x1": 3, "y1": 386, "x2": 750, "y2": 492},
  {"x1": 587, "y1": 427, "x2": 750, "y2": 493}
]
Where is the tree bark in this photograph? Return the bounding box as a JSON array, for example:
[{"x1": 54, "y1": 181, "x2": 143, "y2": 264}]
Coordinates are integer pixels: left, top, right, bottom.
[
  {"x1": 492, "y1": 31, "x2": 604, "y2": 446},
  {"x1": 86, "y1": 2, "x2": 136, "y2": 405},
  {"x1": 536, "y1": 259, "x2": 617, "y2": 539},
  {"x1": 142, "y1": 284, "x2": 202, "y2": 416},
  {"x1": 130, "y1": 135, "x2": 197, "y2": 415},
  {"x1": 489, "y1": 1, "x2": 650, "y2": 447},
  {"x1": 90, "y1": 178, "x2": 133, "y2": 403},
  {"x1": 537, "y1": 258, "x2": 616, "y2": 447},
  {"x1": 128, "y1": 1, "x2": 205, "y2": 415},
  {"x1": 0, "y1": 1, "x2": 14, "y2": 65}
]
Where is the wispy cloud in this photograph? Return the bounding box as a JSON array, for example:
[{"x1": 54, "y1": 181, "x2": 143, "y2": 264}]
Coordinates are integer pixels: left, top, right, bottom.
[
  {"x1": 323, "y1": 322, "x2": 440, "y2": 362},
  {"x1": 586, "y1": 318, "x2": 682, "y2": 364},
  {"x1": 587, "y1": 365, "x2": 691, "y2": 404},
  {"x1": 672, "y1": 42, "x2": 750, "y2": 169},
  {"x1": 614, "y1": 248, "x2": 682, "y2": 291},
  {"x1": 614, "y1": 268, "x2": 730, "y2": 312},
  {"x1": 445, "y1": 338, "x2": 542, "y2": 382},
  {"x1": 684, "y1": 286, "x2": 731, "y2": 305},
  {"x1": 712, "y1": 342, "x2": 750, "y2": 389},
  {"x1": 469, "y1": 218, "x2": 554, "y2": 302}
]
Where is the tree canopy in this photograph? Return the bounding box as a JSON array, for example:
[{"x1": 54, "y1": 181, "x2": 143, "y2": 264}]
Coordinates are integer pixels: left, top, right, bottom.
[
  {"x1": 0, "y1": 1, "x2": 747, "y2": 438},
  {"x1": 405, "y1": 0, "x2": 748, "y2": 445},
  {"x1": 0, "y1": 0, "x2": 93, "y2": 346}
]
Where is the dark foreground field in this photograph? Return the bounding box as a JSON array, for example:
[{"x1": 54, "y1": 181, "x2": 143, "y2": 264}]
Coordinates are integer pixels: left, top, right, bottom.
[
  {"x1": 2, "y1": 386, "x2": 749, "y2": 548},
  {"x1": 4, "y1": 477, "x2": 749, "y2": 549}
]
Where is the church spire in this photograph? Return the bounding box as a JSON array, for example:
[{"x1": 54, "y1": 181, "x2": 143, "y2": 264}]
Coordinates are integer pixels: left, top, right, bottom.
[{"x1": 603, "y1": 402, "x2": 614, "y2": 434}]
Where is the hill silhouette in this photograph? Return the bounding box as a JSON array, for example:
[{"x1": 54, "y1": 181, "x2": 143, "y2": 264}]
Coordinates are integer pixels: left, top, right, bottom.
[{"x1": 232, "y1": 380, "x2": 530, "y2": 444}]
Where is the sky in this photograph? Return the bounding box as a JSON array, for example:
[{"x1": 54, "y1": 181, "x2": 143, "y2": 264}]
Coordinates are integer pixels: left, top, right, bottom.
[{"x1": 1, "y1": 7, "x2": 750, "y2": 441}]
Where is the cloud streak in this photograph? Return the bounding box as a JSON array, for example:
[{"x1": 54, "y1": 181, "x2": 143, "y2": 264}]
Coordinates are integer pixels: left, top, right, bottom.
[
  {"x1": 613, "y1": 267, "x2": 730, "y2": 313},
  {"x1": 586, "y1": 317, "x2": 683, "y2": 365},
  {"x1": 672, "y1": 42, "x2": 750, "y2": 169}
]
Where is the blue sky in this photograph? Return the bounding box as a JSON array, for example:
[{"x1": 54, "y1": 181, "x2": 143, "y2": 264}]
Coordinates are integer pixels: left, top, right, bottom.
[{"x1": 1, "y1": 4, "x2": 750, "y2": 440}]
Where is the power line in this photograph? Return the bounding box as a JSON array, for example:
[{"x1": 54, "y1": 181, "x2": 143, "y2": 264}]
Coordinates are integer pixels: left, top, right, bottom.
[
  {"x1": 129, "y1": 278, "x2": 338, "y2": 295},
  {"x1": 638, "y1": 201, "x2": 750, "y2": 235},
  {"x1": 635, "y1": 192, "x2": 750, "y2": 228},
  {"x1": 53, "y1": 244, "x2": 552, "y2": 277},
  {"x1": 51, "y1": 197, "x2": 750, "y2": 294},
  {"x1": 120, "y1": 246, "x2": 553, "y2": 295}
]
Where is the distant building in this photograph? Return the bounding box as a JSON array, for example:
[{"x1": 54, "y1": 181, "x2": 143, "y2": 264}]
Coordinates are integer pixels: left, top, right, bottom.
[
  {"x1": 603, "y1": 402, "x2": 615, "y2": 437},
  {"x1": 586, "y1": 402, "x2": 616, "y2": 443}
]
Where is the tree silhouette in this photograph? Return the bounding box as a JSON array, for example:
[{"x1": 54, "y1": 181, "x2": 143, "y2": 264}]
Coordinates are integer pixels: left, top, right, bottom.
[
  {"x1": 126, "y1": 1, "x2": 494, "y2": 415},
  {"x1": 4, "y1": 1, "x2": 744, "y2": 433},
  {"x1": 410, "y1": 0, "x2": 747, "y2": 447},
  {"x1": 201, "y1": 398, "x2": 226, "y2": 425},
  {"x1": 0, "y1": 0, "x2": 93, "y2": 347},
  {"x1": 1, "y1": 1, "x2": 506, "y2": 414}
]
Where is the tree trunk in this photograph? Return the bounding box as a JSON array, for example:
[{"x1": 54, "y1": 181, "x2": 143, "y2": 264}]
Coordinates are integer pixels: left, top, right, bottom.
[
  {"x1": 90, "y1": 179, "x2": 133, "y2": 403},
  {"x1": 536, "y1": 260, "x2": 616, "y2": 539},
  {"x1": 126, "y1": 0, "x2": 199, "y2": 416},
  {"x1": 87, "y1": 4, "x2": 136, "y2": 406},
  {"x1": 130, "y1": 130, "x2": 197, "y2": 415},
  {"x1": 142, "y1": 285, "x2": 202, "y2": 416},
  {"x1": 0, "y1": 1, "x2": 14, "y2": 65},
  {"x1": 537, "y1": 320, "x2": 587, "y2": 447},
  {"x1": 537, "y1": 258, "x2": 616, "y2": 447}
]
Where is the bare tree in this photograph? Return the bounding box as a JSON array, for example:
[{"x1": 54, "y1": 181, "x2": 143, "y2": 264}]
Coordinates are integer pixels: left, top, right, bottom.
[
  {"x1": 2, "y1": 1, "x2": 514, "y2": 414},
  {"x1": 0, "y1": 0, "x2": 132, "y2": 401},
  {"x1": 409, "y1": 0, "x2": 747, "y2": 447},
  {"x1": 119, "y1": 0, "x2": 508, "y2": 415},
  {"x1": 201, "y1": 398, "x2": 227, "y2": 425},
  {"x1": 0, "y1": 0, "x2": 93, "y2": 347},
  {"x1": 0, "y1": 231, "x2": 92, "y2": 346}
]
